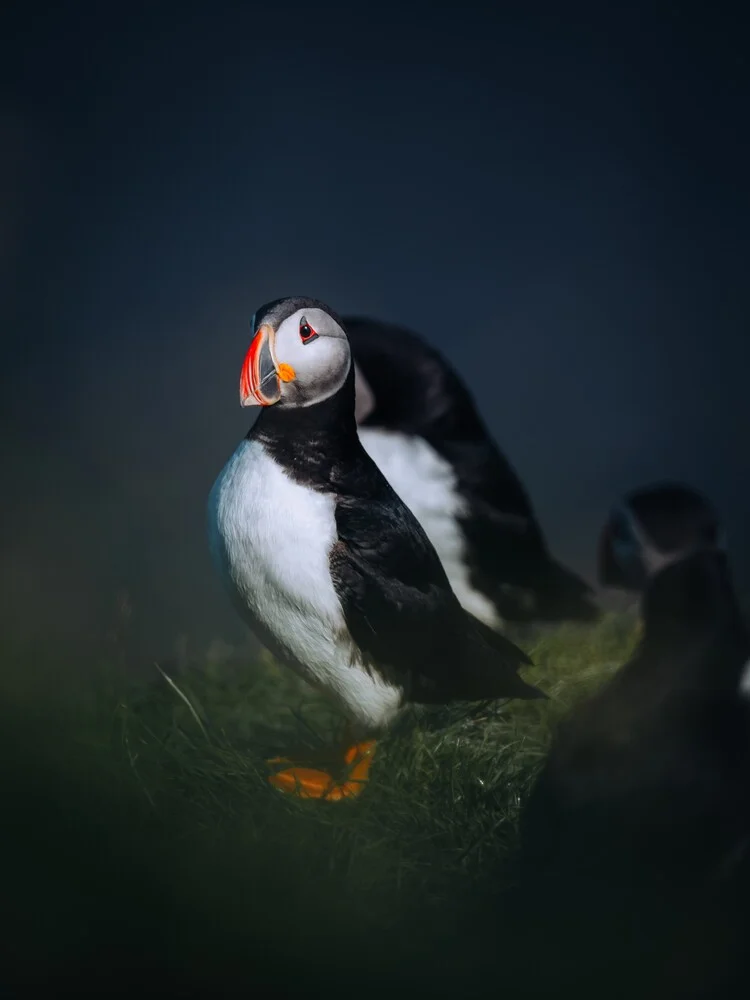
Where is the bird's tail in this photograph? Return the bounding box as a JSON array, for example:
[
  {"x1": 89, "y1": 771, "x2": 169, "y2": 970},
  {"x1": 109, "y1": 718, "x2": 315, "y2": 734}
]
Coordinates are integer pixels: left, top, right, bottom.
[
  {"x1": 462, "y1": 615, "x2": 547, "y2": 701},
  {"x1": 469, "y1": 613, "x2": 531, "y2": 669}
]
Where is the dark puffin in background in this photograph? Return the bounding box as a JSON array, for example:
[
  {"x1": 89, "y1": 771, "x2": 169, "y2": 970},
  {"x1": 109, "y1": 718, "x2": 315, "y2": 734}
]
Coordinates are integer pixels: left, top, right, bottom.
[
  {"x1": 343, "y1": 316, "x2": 599, "y2": 631},
  {"x1": 515, "y1": 483, "x2": 750, "y2": 995},
  {"x1": 207, "y1": 298, "x2": 543, "y2": 802}
]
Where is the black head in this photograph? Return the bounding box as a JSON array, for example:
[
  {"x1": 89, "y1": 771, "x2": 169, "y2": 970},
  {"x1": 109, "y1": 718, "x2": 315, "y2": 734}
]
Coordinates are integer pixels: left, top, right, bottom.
[{"x1": 598, "y1": 484, "x2": 724, "y2": 592}]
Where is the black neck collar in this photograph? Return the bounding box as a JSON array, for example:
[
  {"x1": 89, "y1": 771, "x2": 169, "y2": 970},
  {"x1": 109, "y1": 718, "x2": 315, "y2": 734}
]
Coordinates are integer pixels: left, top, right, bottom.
[{"x1": 248, "y1": 365, "x2": 361, "y2": 487}]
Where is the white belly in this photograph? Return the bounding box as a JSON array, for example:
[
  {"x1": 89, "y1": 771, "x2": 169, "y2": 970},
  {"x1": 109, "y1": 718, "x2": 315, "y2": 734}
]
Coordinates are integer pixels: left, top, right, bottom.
[
  {"x1": 207, "y1": 438, "x2": 402, "y2": 731},
  {"x1": 357, "y1": 427, "x2": 503, "y2": 630}
]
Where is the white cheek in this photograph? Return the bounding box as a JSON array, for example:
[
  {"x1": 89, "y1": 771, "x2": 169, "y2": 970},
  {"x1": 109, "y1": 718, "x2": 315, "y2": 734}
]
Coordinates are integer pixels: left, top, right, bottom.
[
  {"x1": 283, "y1": 341, "x2": 351, "y2": 403},
  {"x1": 642, "y1": 543, "x2": 679, "y2": 576},
  {"x1": 273, "y1": 323, "x2": 302, "y2": 365},
  {"x1": 739, "y1": 660, "x2": 750, "y2": 700},
  {"x1": 306, "y1": 341, "x2": 350, "y2": 383}
]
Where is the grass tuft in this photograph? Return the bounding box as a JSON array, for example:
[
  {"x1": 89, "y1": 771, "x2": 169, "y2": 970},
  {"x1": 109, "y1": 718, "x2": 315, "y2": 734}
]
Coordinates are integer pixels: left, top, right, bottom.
[{"x1": 2, "y1": 613, "x2": 640, "y2": 994}]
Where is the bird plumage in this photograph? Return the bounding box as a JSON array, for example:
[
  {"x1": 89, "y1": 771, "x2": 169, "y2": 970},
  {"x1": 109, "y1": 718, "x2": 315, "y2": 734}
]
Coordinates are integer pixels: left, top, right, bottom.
[
  {"x1": 208, "y1": 298, "x2": 542, "y2": 800},
  {"x1": 514, "y1": 484, "x2": 750, "y2": 996},
  {"x1": 246, "y1": 356, "x2": 539, "y2": 717},
  {"x1": 344, "y1": 315, "x2": 599, "y2": 626}
]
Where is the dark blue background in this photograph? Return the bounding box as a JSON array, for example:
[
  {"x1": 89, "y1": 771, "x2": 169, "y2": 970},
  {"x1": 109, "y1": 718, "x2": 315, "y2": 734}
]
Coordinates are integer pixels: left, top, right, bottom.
[{"x1": 2, "y1": 3, "x2": 748, "y2": 657}]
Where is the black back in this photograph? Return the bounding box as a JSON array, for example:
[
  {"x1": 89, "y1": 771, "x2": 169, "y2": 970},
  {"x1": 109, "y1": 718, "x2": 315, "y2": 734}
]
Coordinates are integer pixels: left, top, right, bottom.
[
  {"x1": 345, "y1": 315, "x2": 597, "y2": 623},
  {"x1": 344, "y1": 315, "x2": 534, "y2": 511}
]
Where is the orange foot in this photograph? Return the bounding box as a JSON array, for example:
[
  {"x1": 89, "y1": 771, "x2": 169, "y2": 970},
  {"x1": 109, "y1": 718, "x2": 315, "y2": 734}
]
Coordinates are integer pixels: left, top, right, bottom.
[{"x1": 267, "y1": 740, "x2": 377, "y2": 801}]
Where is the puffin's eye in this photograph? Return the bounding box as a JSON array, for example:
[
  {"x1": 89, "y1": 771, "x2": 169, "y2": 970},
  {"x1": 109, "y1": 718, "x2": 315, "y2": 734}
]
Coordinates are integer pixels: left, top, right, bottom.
[{"x1": 299, "y1": 317, "x2": 319, "y2": 345}]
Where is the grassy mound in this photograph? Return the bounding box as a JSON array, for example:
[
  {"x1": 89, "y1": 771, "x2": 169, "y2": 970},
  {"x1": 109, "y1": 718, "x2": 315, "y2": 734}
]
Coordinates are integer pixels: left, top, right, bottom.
[{"x1": 2, "y1": 614, "x2": 639, "y2": 995}]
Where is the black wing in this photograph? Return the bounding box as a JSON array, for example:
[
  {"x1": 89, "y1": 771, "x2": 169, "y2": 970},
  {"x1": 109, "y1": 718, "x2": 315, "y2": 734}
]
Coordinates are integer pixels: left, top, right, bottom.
[
  {"x1": 436, "y1": 436, "x2": 597, "y2": 622},
  {"x1": 458, "y1": 494, "x2": 598, "y2": 623},
  {"x1": 345, "y1": 317, "x2": 537, "y2": 516},
  {"x1": 330, "y1": 467, "x2": 537, "y2": 704},
  {"x1": 346, "y1": 317, "x2": 596, "y2": 623}
]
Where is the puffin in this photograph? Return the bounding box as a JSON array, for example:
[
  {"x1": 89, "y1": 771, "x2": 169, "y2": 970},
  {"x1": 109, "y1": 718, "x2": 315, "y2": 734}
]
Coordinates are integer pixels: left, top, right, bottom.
[
  {"x1": 515, "y1": 483, "x2": 750, "y2": 993},
  {"x1": 342, "y1": 315, "x2": 599, "y2": 631},
  {"x1": 207, "y1": 297, "x2": 543, "y2": 802}
]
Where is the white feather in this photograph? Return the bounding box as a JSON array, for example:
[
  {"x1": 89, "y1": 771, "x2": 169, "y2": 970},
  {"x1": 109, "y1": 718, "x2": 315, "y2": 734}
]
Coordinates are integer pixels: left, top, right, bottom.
[
  {"x1": 357, "y1": 427, "x2": 503, "y2": 630},
  {"x1": 739, "y1": 659, "x2": 750, "y2": 700},
  {"x1": 207, "y1": 438, "x2": 403, "y2": 732}
]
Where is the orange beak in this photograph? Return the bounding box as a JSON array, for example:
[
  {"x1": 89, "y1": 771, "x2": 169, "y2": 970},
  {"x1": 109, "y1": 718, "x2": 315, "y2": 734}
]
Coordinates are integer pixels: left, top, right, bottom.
[{"x1": 240, "y1": 324, "x2": 281, "y2": 407}]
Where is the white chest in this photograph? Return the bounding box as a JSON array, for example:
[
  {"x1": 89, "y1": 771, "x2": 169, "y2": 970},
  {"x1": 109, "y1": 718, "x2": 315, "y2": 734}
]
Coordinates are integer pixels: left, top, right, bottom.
[
  {"x1": 357, "y1": 427, "x2": 503, "y2": 630},
  {"x1": 207, "y1": 438, "x2": 403, "y2": 731},
  {"x1": 208, "y1": 439, "x2": 343, "y2": 661}
]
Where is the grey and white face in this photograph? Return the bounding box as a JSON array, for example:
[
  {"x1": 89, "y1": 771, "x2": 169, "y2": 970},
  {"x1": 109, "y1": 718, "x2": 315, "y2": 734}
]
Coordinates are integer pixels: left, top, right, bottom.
[
  {"x1": 597, "y1": 483, "x2": 723, "y2": 592},
  {"x1": 597, "y1": 502, "x2": 660, "y2": 592},
  {"x1": 239, "y1": 301, "x2": 352, "y2": 410}
]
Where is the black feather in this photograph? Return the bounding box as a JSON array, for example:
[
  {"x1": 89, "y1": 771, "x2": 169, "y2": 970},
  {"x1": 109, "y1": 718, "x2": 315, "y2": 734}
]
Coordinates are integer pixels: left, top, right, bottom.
[
  {"x1": 330, "y1": 452, "x2": 541, "y2": 703},
  {"x1": 517, "y1": 550, "x2": 750, "y2": 991},
  {"x1": 254, "y1": 362, "x2": 541, "y2": 705},
  {"x1": 345, "y1": 315, "x2": 599, "y2": 624}
]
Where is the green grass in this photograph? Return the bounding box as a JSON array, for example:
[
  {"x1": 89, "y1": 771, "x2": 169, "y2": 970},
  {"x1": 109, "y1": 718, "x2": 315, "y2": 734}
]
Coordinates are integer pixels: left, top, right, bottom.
[{"x1": 2, "y1": 613, "x2": 640, "y2": 995}]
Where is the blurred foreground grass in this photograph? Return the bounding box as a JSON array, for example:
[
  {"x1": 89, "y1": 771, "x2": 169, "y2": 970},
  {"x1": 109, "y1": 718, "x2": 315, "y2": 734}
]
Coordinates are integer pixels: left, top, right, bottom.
[{"x1": 1, "y1": 614, "x2": 639, "y2": 996}]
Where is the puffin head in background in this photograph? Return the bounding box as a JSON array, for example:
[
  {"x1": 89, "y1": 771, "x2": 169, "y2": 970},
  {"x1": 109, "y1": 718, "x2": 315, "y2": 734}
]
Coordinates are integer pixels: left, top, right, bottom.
[
  {"x1": 598, "y1": 483, "x2": 724, "y2": 592},
  {"x1": 239, "y1": 297, "x2": 351, "y2": 409}
]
